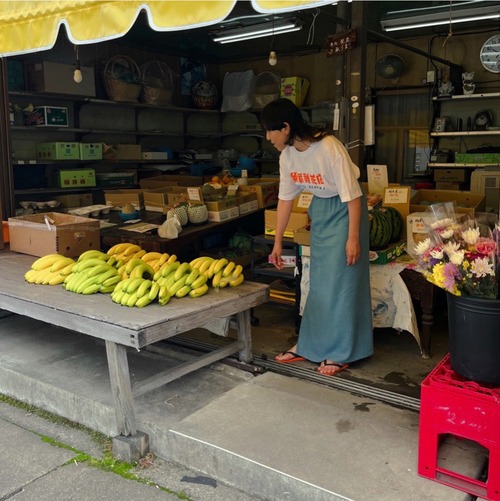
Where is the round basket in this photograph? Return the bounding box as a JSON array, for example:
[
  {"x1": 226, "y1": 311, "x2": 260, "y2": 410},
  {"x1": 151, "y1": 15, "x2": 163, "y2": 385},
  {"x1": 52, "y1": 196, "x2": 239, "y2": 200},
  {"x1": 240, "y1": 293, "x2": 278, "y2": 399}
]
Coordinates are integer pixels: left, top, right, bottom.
[
  {"x1": 191, "y1": 81, "x2": 218, "y2": 109},
  {"x1": 102, "y1": 55, "x2": 142, "y2": 103},
  {"x1": 140, "y1": 60, "x2": 174, "y2": 106},
  {"x1": 251, "y1": 72, "x2": 280, "y2": 109}
]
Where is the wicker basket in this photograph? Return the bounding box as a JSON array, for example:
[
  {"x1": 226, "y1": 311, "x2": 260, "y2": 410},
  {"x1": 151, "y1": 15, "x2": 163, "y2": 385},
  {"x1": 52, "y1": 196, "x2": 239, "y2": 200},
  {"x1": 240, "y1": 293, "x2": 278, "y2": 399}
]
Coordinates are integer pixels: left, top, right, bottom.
[
  {"x1": 251, "y1": 72, "x2": 280, "y2": 109},
  {"x1": 140, "y1": 60, "x2": 174, "y2": 106},
  {"x1": 102, "y1": 55, "x2": 142, "y2": 103}
]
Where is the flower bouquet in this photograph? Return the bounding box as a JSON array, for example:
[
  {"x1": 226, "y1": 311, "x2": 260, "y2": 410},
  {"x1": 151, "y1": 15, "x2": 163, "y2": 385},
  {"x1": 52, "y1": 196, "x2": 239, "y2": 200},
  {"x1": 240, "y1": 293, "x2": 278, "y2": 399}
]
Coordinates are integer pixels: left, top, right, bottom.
[{"x1": 413, "y1": 203, "x2": 499, "y2": 299}]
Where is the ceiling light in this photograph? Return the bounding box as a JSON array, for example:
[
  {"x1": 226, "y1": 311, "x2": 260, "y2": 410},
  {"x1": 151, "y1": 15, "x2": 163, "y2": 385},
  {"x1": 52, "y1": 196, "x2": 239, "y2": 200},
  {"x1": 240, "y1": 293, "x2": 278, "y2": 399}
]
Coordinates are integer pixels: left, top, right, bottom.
[
  {"x1": 213, "y1": 19, "x2": 302, "y2": 44},
  {"x1": 381, "y1": 1, "x2": 500, "y2": 32}
]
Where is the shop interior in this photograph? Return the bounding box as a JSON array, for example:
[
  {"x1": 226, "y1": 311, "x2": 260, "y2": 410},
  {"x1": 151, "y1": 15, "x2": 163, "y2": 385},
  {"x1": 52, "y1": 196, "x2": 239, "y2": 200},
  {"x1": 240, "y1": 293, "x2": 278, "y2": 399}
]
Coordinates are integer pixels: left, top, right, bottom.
[{"x1": 1, "y1": 1, "x2": 499, "y2": 407}]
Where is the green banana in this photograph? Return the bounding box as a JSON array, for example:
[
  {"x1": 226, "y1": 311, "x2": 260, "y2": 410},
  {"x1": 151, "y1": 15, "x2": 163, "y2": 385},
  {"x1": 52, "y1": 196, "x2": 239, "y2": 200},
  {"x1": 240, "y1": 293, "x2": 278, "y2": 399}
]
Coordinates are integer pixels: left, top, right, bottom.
[
  {"x1": 125, "y1": 258, "x2": 144, "y2": 275},
  {"x1": 173, "y1": 262, "x2": 191, "y2": 281},
  {"x1": 189, "y1": 283, "x2": 209, "y2": 298},
  {"x1": 175, "y1": 284, "x2": 192, "y2": 298},
  {"x1": 126, "y1": 277, "x2": 145, "y2": 294},
  {"x1": 99, "y1": 285, "x2": 116, "y2": 294},
  {"x1": 130, "y1": 262, "x2": 154, "y2": 279},
  {"x1": 103, "y1": 275, "x2": 122, "y2": 288},
  {"x1": 168, "y1": 275, "x2": 188, "y2": 296},
  {"x1": 82, "y1": 283, "x2": 101, "y2": 295},
  {"x1": 158, "y1": 287, "x2": 171, "y2": 306},
  {"x1": 126, "y1": 292, "x2": 139, "y2": 307},
  {"x1": 94, "y1": 268, "x2": 117, "y2": 284},
  {"x1": 87, "y1": 263, "x2": 113, "y2": 278},
  {"x1": 112, "y1": 289, "x2": 126, "y2": 304},
  {"x1": 185, "y1": 267, "x2": 200, "y2": 286},
  {"x1": 148, "y1": 282, "x2": 160, "y2": 301},
  {"x1": 76, "y1": 275, "x2": 98, "y2": 294},
  {"x1": 73, "y1": 258, "x2": 108, "y2": 273},
  {"x1": 120, "y1": 292, "x2": 131, "y2": 306},
  {"x1": 78, "y1": 250, "x2": 109, "y2": 262},
  {"x1": 136, "y1": 279, "x2": 152, "y2": 298},
  {"x1": 136, "y1": 295, "x2": 153, "y2": 308},
  {"x1": 161, "y1": 261, "x2": 180, "y2": 278}
]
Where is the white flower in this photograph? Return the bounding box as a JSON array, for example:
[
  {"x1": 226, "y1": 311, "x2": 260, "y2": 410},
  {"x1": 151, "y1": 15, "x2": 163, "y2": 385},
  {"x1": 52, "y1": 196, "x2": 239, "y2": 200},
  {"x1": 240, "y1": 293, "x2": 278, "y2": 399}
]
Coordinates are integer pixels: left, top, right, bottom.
[
  {"x1": 461, "y1": 227, "x2": 480, "y2": 245},
  {"x1": 443, "y1": 241, "x2": 461, "y2": 255},
  {"x1": 415, "y1": 238, "x2": 432, "y2": 255},
  {"x1": 430, "y1": 218, "x2": 454, "y2": 230},
  {"x1": 430, "y1": 248, "x2": 444, "y2": 259},
  {"x1": 439, "y1": 228, "x2": 454, "y2": 239},
  {"x1": 449, "y1": 250, "x2": 465, "y2": 266},
  {"x1": 470, "y1": 257, "x2": 495, "y2": 278}
]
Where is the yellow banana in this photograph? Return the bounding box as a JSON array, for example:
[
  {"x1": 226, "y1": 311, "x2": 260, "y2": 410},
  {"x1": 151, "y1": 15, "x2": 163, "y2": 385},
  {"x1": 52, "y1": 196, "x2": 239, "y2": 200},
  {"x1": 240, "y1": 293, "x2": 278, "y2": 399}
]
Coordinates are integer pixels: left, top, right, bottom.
[
  {"x1": 120, "y1": 292, "x2": 131, "y2": 306},
  {"x1": 214, "y1": 258, "x2": 228, "y2": 275},
  {"x1": 136, "y1": 279, "x2": 152, "y2": 298},
  {"x1": 158, "y1": 287, "x2": 171, "y2": 306},
  {"x1": 123, "y1": 244, "x2": 142, "y2": 257},
  {"x1": 229, "y1": 274, "x2": 245, "y2": 287},
  {"x1": 189, "y1": 256, "x2": 204, "y2": 267},
  {"x1": 218, "y1": 277, "x2": 230, "y2": 288},
  {"x1": 119, "y1": 277, "x2": 134, "y2": 292},
  {"x1": 157, "y1": 253, "x2": 169, "y2": 266},
  {"x1": 175, "y1": 284, "x2": 192, "y2": 298},
  {"x1": 189, "y1": 283, "x2": 209, "y2": 298},
  {"x1": 126, "y1": 292, "x2": 139, "y2": 307},
  {"x1": 112, "y1": 289, "x2": 126, "y2": 304},
  {"x1": 198, "y1": 258, "x2": 214, "y2": 274},
  {"x1": 163, "y1": 273, "x2": 178, "y2": 290},
  {"x1": 107, "y1": 242, "x2": 132, "y2": 255},
  {"x1": 42, "y1": 270, "x2": 62, "y2": 285},
  {"x1": 78, "y1": 250, "x2": 109, "y2": 262},
  {"x1": 136, "y1": 295, "x2": 153, "y2": 308},
  {"x1": 24, "y1": 269, "x2": 37, "y2": 283},
  {"x1": 31, "y1": 254, "x2": 66, "y2": 271},
  {"x1": 166, "y1": 254, "x2": 177, "y2": 264},
  {"x1": 34, "y1": 268, "x2": 52, "y2": 285},
  {"x1": 48, "y1": 272, "x2": 67, "y2": 286},
  {"x1": 49, "y1": 256, "x2": 75, "y2": 273},
  {"x1": 185, "y1": 268, "x2": 200, "y2": 286},
  {"x1": 173, "y1": 262, "x2": 191, "y2": 281},
  {"x1": 126, "y1": 277, "x2": 145, "y2": 294},
  {"x1": 141, "y1": 251, "x2": 162, "y2": 263},
  {"x1": 206, "y1": 259, "x2": 219, "y2": 279},
  {"x1": 212, "y1": 271, "x2": 223, "y2": 288},
  {"x1": 148, "y1": 282, "x2": 160, "y2": 301},
  {"x1": 160, "y1": 261, "x2": 180, "y2": 278},
  {"x1": 231, "y1": 265, "x2": 243, "y2": 280},
  {"x1": 190, "y1": 273, "x2": 208, "y2": 289},
  {"x1": 131, "y1": 249, "x2": 147, "y2": 260},
  {"x1": 60, "y1": 262, "x2": 77, "y2": 276},
  {"x1": 222, "y1": 261, "x2": 236, "y2": 278},
  {"x1": 168, "y1": 275, "x2": 188, "y2": 296}
]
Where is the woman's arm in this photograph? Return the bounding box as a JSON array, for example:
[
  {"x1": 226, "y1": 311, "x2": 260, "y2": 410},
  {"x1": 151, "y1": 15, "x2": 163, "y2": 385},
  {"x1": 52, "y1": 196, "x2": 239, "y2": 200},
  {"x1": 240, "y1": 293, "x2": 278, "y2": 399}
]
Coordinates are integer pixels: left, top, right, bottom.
[
  {"x1": 270, "y1": 198, "x2": 294, "y2": 270},
  {"x1": 346, "y1": 196, "x2": 362, "y2": 266}
]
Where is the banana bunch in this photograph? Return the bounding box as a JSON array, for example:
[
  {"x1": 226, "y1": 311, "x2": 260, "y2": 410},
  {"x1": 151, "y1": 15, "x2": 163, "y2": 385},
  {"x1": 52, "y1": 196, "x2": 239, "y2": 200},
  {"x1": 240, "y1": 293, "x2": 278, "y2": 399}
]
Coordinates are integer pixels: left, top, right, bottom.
[
  {"x1": 63, "y1": 250, "x2": 121, "y2": 295},
  {"x1": 24, "y1": 253, "x2": 76, "y2": 286},
  {"x1": 139, "y1": 251, "x2": 173, "y2": 273},
  {"x1": 207, "y1": 258, "x2": 245, "y2": 289},
  {"x1": 110, "y1": 275, "x2": 171, "y2": 307},
  {"x1": 106, "y1": 242, "x2": 148, "y2": 265}
]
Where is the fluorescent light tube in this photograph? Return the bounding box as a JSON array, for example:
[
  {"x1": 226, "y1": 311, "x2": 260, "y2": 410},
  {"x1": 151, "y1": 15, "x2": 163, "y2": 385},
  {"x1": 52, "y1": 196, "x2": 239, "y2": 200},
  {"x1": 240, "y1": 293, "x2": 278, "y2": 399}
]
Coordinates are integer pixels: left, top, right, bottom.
[{"x1": 213, "y1": 20, "x2": 301, "y2": 44}]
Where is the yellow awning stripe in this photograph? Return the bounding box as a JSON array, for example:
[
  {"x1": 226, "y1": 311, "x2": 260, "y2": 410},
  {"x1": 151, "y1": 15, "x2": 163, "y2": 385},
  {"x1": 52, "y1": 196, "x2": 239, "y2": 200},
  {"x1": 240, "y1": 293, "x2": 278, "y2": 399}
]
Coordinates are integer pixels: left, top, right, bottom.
[{"x1": 0, "y1": 0, "x2": 332, "y2": 57}]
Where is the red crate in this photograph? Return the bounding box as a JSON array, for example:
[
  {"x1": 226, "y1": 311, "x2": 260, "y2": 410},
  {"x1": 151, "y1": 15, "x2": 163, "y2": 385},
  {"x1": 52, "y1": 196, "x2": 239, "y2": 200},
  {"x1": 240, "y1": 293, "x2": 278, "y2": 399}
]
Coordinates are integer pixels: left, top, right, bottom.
[{"x1": 418, "y1": 353, "x2": 500, "y2": 500}]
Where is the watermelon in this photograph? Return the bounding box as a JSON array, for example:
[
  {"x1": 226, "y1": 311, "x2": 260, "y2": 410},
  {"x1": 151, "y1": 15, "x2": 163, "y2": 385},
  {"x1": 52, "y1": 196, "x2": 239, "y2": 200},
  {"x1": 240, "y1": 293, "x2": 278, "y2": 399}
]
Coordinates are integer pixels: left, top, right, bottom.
[
  {"x1": 369, "y1": 208, "x2": 392, "y2": 250},
  {"x1": 383, "y1": 206, "x2": 403, "y2": 242}
]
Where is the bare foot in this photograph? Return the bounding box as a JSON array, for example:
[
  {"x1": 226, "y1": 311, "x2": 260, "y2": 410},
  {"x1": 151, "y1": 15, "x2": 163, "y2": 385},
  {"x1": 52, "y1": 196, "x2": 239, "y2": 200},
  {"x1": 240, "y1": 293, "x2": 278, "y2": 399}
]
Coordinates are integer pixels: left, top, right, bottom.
[{"x1": 317, "y1": 360, "x2": 349, "y2": 376}]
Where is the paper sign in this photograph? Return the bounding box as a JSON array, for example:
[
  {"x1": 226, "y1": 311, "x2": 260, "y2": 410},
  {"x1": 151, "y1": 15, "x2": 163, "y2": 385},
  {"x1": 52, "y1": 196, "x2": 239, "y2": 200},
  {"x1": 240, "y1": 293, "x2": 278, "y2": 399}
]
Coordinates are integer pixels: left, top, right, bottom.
[
  {"x1": 367, "y1": 165, "x2": 389, "y2": 195},
  {"x1": 187, "y1": 187, "x2": 202, "y2": 201},
  {"x1": 297, "y1": 192, "x2": 313, "y2": 209},
  {"x1": 383, "y1": 187, "x2": 409, "y2": 205}
]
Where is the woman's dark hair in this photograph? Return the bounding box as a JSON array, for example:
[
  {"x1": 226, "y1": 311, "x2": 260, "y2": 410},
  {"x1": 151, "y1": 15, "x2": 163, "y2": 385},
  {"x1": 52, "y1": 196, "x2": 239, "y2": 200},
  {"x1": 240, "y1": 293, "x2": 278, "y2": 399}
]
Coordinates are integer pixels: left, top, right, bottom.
[{"x1": 260, "y1": 98, "x2": 330, "y2": 146}]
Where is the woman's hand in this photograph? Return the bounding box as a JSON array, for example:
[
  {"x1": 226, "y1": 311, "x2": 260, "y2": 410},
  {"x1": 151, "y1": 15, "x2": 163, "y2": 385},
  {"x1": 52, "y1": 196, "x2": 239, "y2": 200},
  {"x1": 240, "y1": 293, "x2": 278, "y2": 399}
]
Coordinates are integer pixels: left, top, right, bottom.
[
  {"x1": 345, "y1": 237, "x2": 360, "y2": 266},
  {"x1": 270, "y1": 242, "x2": 284, "y2": 270}
]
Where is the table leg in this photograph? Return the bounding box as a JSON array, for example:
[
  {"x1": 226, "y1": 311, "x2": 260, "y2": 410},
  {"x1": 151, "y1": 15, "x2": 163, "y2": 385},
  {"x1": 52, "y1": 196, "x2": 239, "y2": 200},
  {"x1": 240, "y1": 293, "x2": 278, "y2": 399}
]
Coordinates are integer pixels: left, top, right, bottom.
[{"x1": 235, "y1": 310, "x2": 253, "y2": 363}]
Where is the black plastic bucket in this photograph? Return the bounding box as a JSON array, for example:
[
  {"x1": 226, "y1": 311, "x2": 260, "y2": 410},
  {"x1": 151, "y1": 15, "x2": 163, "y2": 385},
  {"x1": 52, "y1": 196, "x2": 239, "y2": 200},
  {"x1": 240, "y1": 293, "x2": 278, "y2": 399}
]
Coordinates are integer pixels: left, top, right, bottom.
[{"x1": 447, "y1": 293, "x2": 500, "y2": 385}]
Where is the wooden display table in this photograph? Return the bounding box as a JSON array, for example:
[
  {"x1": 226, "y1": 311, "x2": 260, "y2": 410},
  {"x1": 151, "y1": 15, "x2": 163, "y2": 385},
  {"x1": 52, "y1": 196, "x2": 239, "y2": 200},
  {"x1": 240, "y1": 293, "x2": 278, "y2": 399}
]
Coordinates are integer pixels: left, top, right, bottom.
[{"x1": 0, "y1": 252, "x2": 268, "y2": 460}]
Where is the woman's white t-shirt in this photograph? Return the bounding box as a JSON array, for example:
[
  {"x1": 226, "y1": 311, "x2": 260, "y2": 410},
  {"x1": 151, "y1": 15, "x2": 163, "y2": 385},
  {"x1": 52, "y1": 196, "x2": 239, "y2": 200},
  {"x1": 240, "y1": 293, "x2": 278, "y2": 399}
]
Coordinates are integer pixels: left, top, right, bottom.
[{"x1": 278, "y1": 135, "x2": 362, "y2": 203}]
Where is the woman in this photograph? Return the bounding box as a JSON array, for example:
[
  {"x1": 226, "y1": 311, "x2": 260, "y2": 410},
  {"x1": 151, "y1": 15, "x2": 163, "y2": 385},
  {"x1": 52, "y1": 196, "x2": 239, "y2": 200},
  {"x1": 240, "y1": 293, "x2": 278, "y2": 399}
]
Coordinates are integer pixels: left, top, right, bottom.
[{"x1": 261, "y1": 98, "x2": 373, "y2": 376}]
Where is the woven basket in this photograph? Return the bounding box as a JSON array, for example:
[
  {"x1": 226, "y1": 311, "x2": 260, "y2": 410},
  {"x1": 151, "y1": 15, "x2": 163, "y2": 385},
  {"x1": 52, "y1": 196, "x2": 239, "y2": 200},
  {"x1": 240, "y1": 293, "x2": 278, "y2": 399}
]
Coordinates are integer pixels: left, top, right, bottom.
[
  {"x1": 103, "y1": 55, "x2": 142, "y2": 103},
  {"x1": 140, "y1": 60, "x2": 174, "y2": 106},
  {"x1": 251, "y1": 72, "x2": 280, "y2": 109}
]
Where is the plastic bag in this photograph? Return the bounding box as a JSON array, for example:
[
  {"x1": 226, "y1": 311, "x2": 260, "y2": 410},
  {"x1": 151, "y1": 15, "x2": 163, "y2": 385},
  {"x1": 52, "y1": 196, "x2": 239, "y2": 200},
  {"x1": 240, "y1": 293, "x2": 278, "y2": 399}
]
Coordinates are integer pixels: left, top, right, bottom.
[
  {"x1": 158, "y1": 214, "x2": 182, "y2": 239},
  {"x1": 220, "y1": 70, "x2": 255, "y2": 112}
]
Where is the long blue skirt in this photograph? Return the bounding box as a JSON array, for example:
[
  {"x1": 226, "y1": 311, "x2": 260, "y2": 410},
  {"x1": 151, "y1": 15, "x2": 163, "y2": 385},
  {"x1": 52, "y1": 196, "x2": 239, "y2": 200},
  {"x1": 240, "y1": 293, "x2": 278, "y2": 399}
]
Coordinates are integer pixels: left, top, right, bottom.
[{"x1": 297, "y1": 194, "x2": 373, "y2": 364}]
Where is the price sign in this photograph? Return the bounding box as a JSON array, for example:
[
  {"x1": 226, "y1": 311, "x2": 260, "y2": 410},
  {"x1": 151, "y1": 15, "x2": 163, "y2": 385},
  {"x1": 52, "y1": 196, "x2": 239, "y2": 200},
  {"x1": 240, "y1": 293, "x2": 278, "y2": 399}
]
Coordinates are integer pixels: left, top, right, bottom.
[{"x1": 326, "y1": 29, "x2": 357, "y2": 57}]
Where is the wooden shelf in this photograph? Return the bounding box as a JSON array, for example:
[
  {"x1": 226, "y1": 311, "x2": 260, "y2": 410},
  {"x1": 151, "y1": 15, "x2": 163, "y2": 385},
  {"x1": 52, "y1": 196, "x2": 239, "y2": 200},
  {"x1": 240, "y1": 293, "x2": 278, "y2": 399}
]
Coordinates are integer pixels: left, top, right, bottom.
[
  {"x1": 430, "y1": 130, "x2": 500, "y2": 137},
  {"x1": 428, "y1": 163, "x2": 500, "y2": 169}
]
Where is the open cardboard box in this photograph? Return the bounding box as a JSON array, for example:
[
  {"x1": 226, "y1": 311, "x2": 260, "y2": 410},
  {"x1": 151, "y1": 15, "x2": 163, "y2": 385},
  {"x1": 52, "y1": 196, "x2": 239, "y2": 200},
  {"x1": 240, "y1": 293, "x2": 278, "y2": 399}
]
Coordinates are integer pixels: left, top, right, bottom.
[
  {"x1": 410, "y1": 189, "x2": 485, "y2": 216},
  {"x1": 8, "y1": 212, "x2": 100, "y2": 258}
]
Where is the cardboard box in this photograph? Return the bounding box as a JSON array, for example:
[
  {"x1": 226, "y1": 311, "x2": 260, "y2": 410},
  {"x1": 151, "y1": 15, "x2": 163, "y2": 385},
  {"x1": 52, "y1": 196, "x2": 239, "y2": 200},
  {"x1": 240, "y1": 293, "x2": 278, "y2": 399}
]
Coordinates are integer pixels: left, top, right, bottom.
[
  {"x1": 293, "y1": 226, "x2": 311, "y2": 246},
  {"x1": 104, "y1": 189, "x2": 145, "y2": 210},
  {"x1": 8, "y1": 212, "x2": 100, "y2": 258},
  {"x1": 141, "y1": 151, "x2": 170, "y2": 160},
  {"x1": 96, "y1": 172, "x2": 136, "y2": 187},
  {"x1": 161, "y1": 186, "x2": 203, "y2": 207},
  {"x1": 54, "y1": 193, "x2": 94, "y2": 208},
  {"x1": 235, "y1": 192, "x2": 259, "y2": 215},
  {"x1": 433, "y1": 169, "x2": 466, "y2": 182},
  {"x1": 36, "y1": 142, "x2": 79, "y2": 160},
  {"x1": 264, "y1": 209, "x2": 309, "y2": 238},
  {"x1": 26, "y1": 61, "x2": 96, "y2": 97},
  {"x1": 410, "y1": 189, "x2": 486, "y2": 216},
  {"x1": 143, "y1": 189, "x2": 171, "y2": 212},
  {"x1": 139, "y1": 174, "x2": 204, "y2": 189},
  {"x1": 25, "y1": 106, "x2": 68, "y2": 127},
  {"x1": 204, "y1": 196, "x2": 239, "y2": 212},
  {"x1": 102, "y1": 144, "x2": 142, "y2": 160},
  {"x1": 280, "y1": 76, "x2": 310, "y2": 106},
  {"x1": 207, "y1": 206, "x2": 239, "y2": 222},
  {"x1": 368, "y1": 240, "x2": 406, "y2": 265},
  {"x1": 239, "y1": 177, "x2": 279, "y2": 208},
  {"x1": 55, "y1": 169, "x2": 96, "y2": 188},
  {"x1": 435, "y1": 181, "x2": 463, "y2": 190},
  {"x1": 79, "y1": 143, "x2": 102, "y2": 160}
]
